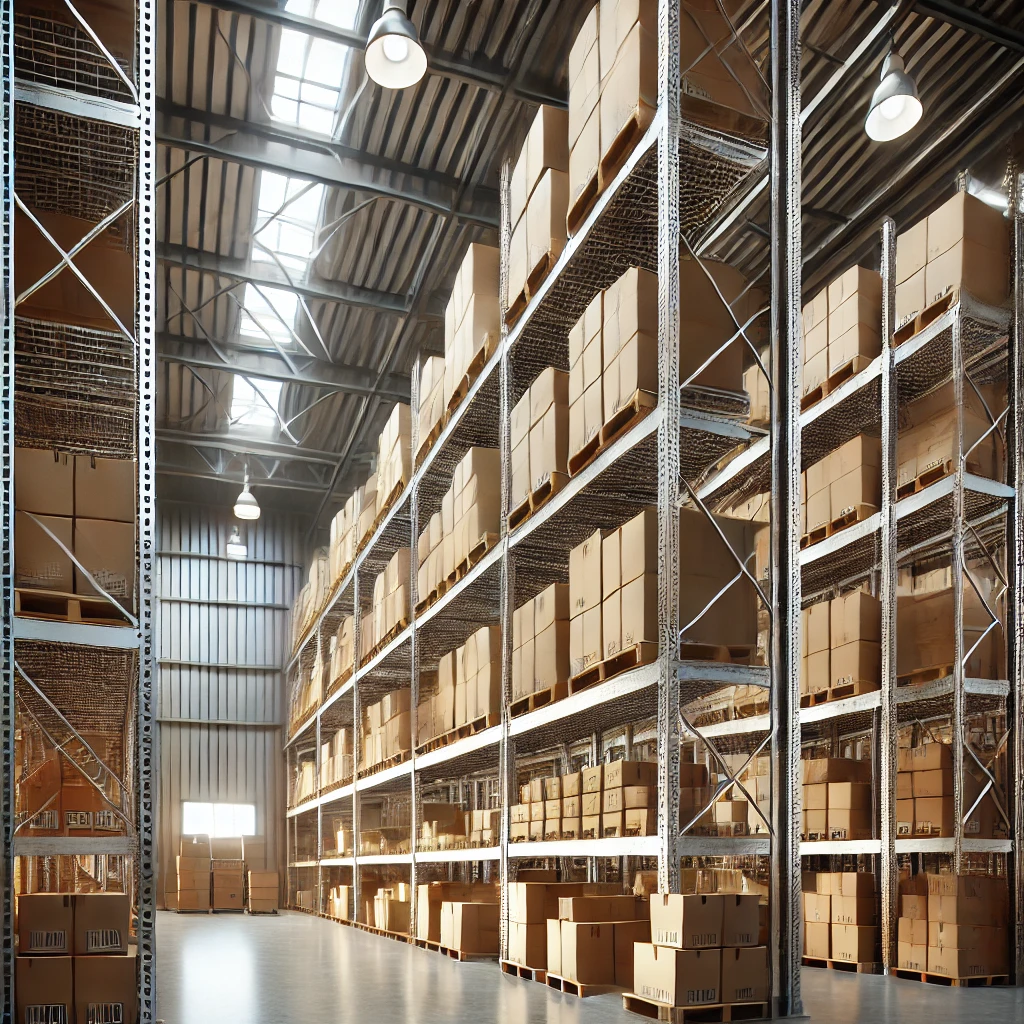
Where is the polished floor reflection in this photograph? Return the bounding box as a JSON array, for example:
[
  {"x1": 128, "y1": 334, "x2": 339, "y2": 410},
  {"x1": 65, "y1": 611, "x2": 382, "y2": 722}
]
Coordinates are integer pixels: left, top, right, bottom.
[{"x1": 155, "y1": 911, "x2": 1024, "y2": 1023}]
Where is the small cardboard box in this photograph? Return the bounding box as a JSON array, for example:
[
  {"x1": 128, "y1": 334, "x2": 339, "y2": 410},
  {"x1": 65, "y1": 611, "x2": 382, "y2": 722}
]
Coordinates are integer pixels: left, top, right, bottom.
[
  {"x1": 560, "y1": 920, "x2": 614, "y2": 983},
  {"x1": 508, "y1": 920, "x2": 547, "y2": 968},
  {"x1": 74, "y1": 518, "x2": 136, "y2": 607},
  {"x1": 649, "y1": 893, "x2": 723, "y2": 949},
  {"x1": 897, "y1": 941, "x2": 927, "y2": 972},
  {"x1": 803, "y1": 893, "x2": 830, "y2": 923},
  {"x1": 604, "y1": 759, "x2": 657, "y2": 789},
  {"x1": 832, "y1": 896, "x2": 877, "y2": 926},
  {"x1": 633, "y1": 944, "x2": 721, "y2": 1007},
  {"x1": 17, "y1": 956, "x2": 73, "y2": 1024},
  {"x1": 546, "y1": 917, "x2": 562, "y2": 974},
  {"x1": 804, "y1": 920, "x2": 830, "y2": 959},
  {"x1": 557, "y1": 895, "x2": 641, "y2": 923},
  {"x1": 75, "y1": 456, "x2": 137, "y2": 522},
  {"x1": 720, "y1": 945, "x2": 767, "y2": 1003},
  {"x1": 831, "y1": 924, "x2": 877, "y2": 963},
  {"x1": 18, "y1": 893, "x2": 73, "y2": 955},
  {"x1": 15, "y1": 511, "x2": 74, "y2": 591},
  {"x1": 722, "y1": 894, "x2": 760, "y2": 947},
  {"x1": 898, "y1": 917, "x2": 927, "y2": 945},
  {"x1": 74, "y1": 954, "x2": 138, "y2": 1024},
  {"x1": 15, "y1": 448, "x2": 74, "y2": 516},
  {"x1": 74, "y1": 892, "x2": 130, "y2": 955}
]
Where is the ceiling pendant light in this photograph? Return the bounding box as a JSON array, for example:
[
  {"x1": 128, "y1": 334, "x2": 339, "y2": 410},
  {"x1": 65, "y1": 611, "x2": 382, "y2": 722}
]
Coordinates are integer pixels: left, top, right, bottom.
[
  {"x1": 365, "y1": 1, "x2": 427, "y2": 90},
  {"x1": 233, "y1": 472, "x2": 261, "y2": 521},
  {"x1": 865, "y1": 51, "x2": 922, "y2": 142},
  {"x1": 226, "y1": 525, "x2": 247, "y2": 560}
]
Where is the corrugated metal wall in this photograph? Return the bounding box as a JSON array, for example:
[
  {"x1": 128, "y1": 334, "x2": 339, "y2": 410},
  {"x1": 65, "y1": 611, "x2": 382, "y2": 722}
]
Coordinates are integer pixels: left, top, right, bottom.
[{"x1": 155, "y1": 502, "x2": 306, "y2": 906}]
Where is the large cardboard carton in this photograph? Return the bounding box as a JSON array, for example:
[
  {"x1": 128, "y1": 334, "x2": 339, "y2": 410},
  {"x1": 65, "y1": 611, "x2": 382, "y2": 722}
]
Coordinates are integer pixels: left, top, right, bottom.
[
  {"x1": 74, "y1": 518, "x2": 136, "y2": 607},
  {"x1": 928, "y1": 943, "x2": 1008, "y2": 979},
  {"x1": 804, "y1": 920, "x2": 830, "y2": 959},
  {"x1": 557, "y1": 895, "x2": 643, "y2": 922},
  {"x1": 560, "y1": 920, "x2": 614, "y2": 983},
  {"x1": 510, "y1": 105, "x2": 570, "y2": 231},
  {"x1": 633, "y1": 944, "x2": 721, "y2": 1007},
  {"x1": 831, "y1": 924, "x2": 877, "y2": 963},
  {"x1": 18, "y1": 893, "x2": 73, "y2": 954},
  {"x1": 613, "y1": 918, "x2": 651, "y2": 989},
  {"x1": 15, "y1": 510, "x2": 74, "y2": 591},
  {"x1": 546, "y1": 917, "x2": 563, "y2": 975},
  {"x1": 75, "y1": 456, "x2": 137, "y2": 522},
  {"x1": 15, "y1": 448, "x2": 74, "y2": 516},
  {"x1": 16, "y1": 956, "x2": 73, "y2": 1024},
  {"x1": 722, "y1": 894, "x2": 760, "y2": 947},
  {"x1": 75, "y1": 892, "x2": 129, "y2": 955},
  {"x1": 720, "y1": 946, "x2": 767, "y2": 1003},
  {"x1": 447, "y1": 902, "x2": 499, "y2": 954},
  {"x1": 74, "y1": 954, "x2": 138, "y2": 1024},
  {"x1": 649, "y1": 893, "x2": 723, "y2": 948}
]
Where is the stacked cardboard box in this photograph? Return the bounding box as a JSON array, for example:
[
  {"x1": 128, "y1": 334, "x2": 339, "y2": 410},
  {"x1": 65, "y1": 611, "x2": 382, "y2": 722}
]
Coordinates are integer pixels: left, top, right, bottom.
[
  {"x1": 690, "y1": 755, "x2": 771, "y2": 837},
  {"x1": 600, "y1": 267, "x2": 658, "y2": 430},
  {"x1": 328, "y1": 491, "x2": 359, "y2": 584},
  {"x1": 416, "y1": 509, "x2": 445, "y2": 602},
  {"x1": 177, "y1": 834, "x2": 212, "y2": 911},
  {"x1": 897, "y1": 873, "x2": 1008, "y2": 978},
  {"x1": 292, "y1": 758, "x2": 316, "y2": 805},
  {"x1": 329, "y1": 616, "x2": 355, "y2": 687},
  {"x1": 247, "y1": 871, "x2": 279, "y2": 913},
  {"x1": 15, "y1": 448, "x2": 138, "y2": 609},
  {"x1": 212, "y1": 839, "x2": 245, "y2": 911},
  {"x1": 547, "y1": 893, "x2": 650, "y2": 987},
  {"x1": 803, "y1": 435, "x2": 881, "y2": 540},
  {"x1": 319, "y1": 727, "x2": 352, "y2": 789},
  {"x1": 359, "y1": 798, "x2": 412, "y2": 856},
  {"x1": 356, "y1": 471, "x2": 379, "y2": 548},
  {"x1": 375, "y1": 403, "x2": 412, "y2": 515},
  {"x1": 17, "y1": 893, "x2": 137, "y2": 1024},
  {"x1": 452, "y1": 447, "x2": 501, "y2": 571},
  {"x1": 288, "y1": 657, "x2": 322, "y2": 731},
  {"x1": 897, "y1": 383, "x2": 1004, "y2": 493},
  {"x1": 373, "y1": 882, "x2": 412, "y2": 934},
  {"x1": 598, "y1": 508, "x2": 657, "y2": 664},
  {"x1": 418, "y1": 354, "x2": 446, "y2": 453},
  {"x1": 508, "y1": 105, "x2": 570, "y2": 312},
  {"x1": 801, "y1": 266, "x2": 881, "y2": 399},
  {"x1": 415, "y1": 804, "x2": 471, "y2": 850},
  {"x1": 359, "y1": 688, "x2": 411, "y2": 772},
  {"x1": 568, "y1": 290, "x2": 605, "y2": 460},
  {"x1": 416, "y1": 882, "x2": 499, "y2": 943},
  {"x1": 329, "y1": 884, "x2": 351, "y2": 920},
  {"x1": 241, "y1": 834, "x2": 265, "y2": 869},
  {"x1": 512, "y1": 583, "x2": 570, "y2": 704},
  {"x1": 369, "y1": 547, "x2": 411, "y2": 650},
  {"x1": 633, "y1": 893, "x2": 766, "y2": 1008},
  {"x1": 800, "y1": 588, "x2": 881, "y2": 701},
  {"x1": 510, "y1": 368, "x2": 570, "y2": 514},
  {"x1": 800, "y1": 757, "x2": 872, "y2": 842},
  {"x1": 896, "y1": 191, "x2": 1010, "y2": 329},
  {"x1": 444, "y1": 243, "x2": 499, "y2": 411},
  {"x1": 802, "y1": 872, "x2": 877, "y2": 963},
  {"x1": 742, "y1": 346, "x2": 771, "y2": 427}
]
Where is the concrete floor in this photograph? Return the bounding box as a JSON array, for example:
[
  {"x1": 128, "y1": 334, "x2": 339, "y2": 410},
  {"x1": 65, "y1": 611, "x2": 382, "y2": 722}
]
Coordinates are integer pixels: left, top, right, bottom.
[{"x1": 154, "y1": 910, "x2": 1024, "y2": 1023}]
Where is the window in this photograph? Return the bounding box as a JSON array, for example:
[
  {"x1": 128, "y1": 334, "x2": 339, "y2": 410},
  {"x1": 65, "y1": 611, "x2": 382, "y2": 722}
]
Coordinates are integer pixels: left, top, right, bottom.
[
  {"x1": 238, "y1": 284, "x2": 299, "y2": 349},
  {"x1": 252, "y1": 172, "x2": 324, "y2": 273},
  {"x1": 182, "y1": 801, "x2": 256, "y2": 838},
  {"x1": 229, "y1": 375, "x2": 283, "y2": 434}
]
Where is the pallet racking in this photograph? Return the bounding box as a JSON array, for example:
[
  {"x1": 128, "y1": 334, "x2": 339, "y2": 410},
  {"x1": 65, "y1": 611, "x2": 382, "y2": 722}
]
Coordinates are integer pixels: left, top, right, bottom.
[
  {"x1": 1, "y1": 0, "x2": 156, "y2": 1020},
  {"x1": 277, "y1": 0, "x2": 1024, "y2": 1012}
]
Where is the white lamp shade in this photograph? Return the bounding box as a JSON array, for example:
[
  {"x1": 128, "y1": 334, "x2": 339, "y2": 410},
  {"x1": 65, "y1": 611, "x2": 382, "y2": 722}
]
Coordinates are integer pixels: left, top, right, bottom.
[
  {"x1": 226, "y1": 526, "x2": 247, "y2": 560},
  {"x1": 365, "y1": 2, "x2": 427, "y2": 90},
  {"x1": 233, "y1": 483, "x2": 261, "y2": 521},
  {"x1": 865, "y1": 52, "x2": 922, "y2": 142}
]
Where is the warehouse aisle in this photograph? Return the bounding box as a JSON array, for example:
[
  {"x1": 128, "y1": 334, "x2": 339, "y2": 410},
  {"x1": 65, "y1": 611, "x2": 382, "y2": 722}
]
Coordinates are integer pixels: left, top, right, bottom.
[{"x1": 154, "y1": 911, "x2": 1024, "y2": 1023}]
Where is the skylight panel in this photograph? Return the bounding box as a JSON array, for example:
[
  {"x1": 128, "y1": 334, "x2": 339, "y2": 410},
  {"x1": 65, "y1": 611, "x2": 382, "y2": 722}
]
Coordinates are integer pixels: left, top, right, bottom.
[
  {"x1": 229, "y1": 375, "x2": 283, "y2": 433},
  {"x1": 238, "y1": 284, "x2": 299, "y2": 348}
]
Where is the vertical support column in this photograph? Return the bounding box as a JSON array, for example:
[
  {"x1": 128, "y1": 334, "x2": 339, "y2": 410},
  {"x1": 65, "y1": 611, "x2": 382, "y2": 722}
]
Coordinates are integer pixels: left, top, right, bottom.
[
  {"x1": 951, "y1": 309, "x2": 966, "y2": 876},
  {"x1": 656, "y1": 0, "x2": 682, "y2": 897},
  {"x1": 315, "y1": 686, "x2": 323, "y2": 909},
  {"x1": 351, "y1": 567, "x2": 361, "y2": 920},
  {"x1": 768, "y1": 0, "x2": 802, "y2": 1015},
  {"x1": 136, "y1": 0, "x2": 158, "y2": 1013},
  {"x1": 408, "y1": 359, "x2": 421, "y2": 939},
  {"x1": 497, "y1": 156, "x2": 514, "y2": 961},
  {"x1": 1008, "y1": 169, "x2": 1024, "y2": 983},
  {"x1": 878, "y1": 217, "x2": 899, "y2": 973},
  {"x1": 1, "y1": 0, "x2": 14, "y2": 1014}
]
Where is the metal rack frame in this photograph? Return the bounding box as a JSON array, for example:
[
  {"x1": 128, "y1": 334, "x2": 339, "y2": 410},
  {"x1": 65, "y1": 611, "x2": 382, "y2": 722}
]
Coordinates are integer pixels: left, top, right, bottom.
[{"x1": 2, "y1": 0, "x2": 156, "y2": 1019}]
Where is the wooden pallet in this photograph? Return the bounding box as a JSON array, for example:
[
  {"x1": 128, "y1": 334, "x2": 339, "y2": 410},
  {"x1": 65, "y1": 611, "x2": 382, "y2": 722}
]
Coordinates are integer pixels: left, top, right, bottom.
[
  {"x1": 896, "y1": 460, "x2": 954, "y2": 500},
  {"x1": 175, "y1": 908, "x2": 212, "y2": 915},
  {"x1": 599, "y1": 105, "x2": 655, "y2": 191},
  {"x1": 828, "y1": 680, "x2": 880, "y2": 702},
  {"x1": 545, "y1": 971, "x2": 622, "y2": 998},
  {"x1": 212, "y1": 908, "x2": 245, "y2": 914},
  {"x1": 500, "y1": 959, "x2": 547, "y2": 984},
  {"x1": 622, "y1": 993, "x2": 769, "y2": 1022},
  {"x1": 894, "y1": 290, "x2": 958, "y2": 347},
  {"x1": 567, "y1": 171, "x2": 601, "y2": 238},
  {"x1": 439, "y1": 945, "x2": 498, "y2": 962},
  {"x1": 802, "y1": 956, "x2": 881, "y2": 974},
  {"x1": 246, "y1": 908, "x2": 279, "y2": 916},
  {"x1": 326, "y1": 666, "x2": 353, "y2": 697},
  {"x1": 446, "y1": 336, "x2": 498, "y2": 416},
  {"x1": 506, "y1": 251, "x2": 560, "y2": 326},
  {"x1": 356, "y1": 923, "x2": 412, "y2": 943},
  {"x1": 508, "y1": 473, "x2": 570, "y2": 531},
  {"x1": 509, "y1": 682, "x2": 569, "y2": 719},
  {"x1": 569, "y1": 642, "x2": 659, "y2": 694},
  {"x1": 415, "y1": 713, "x2": 500, "y2": 755},
  {"x1": 507, "y1": 493, "x2": 533, "y2": 532},
  {"x1": 801, "y1": 502, "x2": 877, "y2": 549},
  {"x1": 600, "y1": 390, "x2": 658, "y2": 449},
  {"x1": 799, "y1": 689, "x2": 829, "y2": 709},
  {"x1": 892, "y1": 969, "x2": 1007, "y2": 987},
  {"x1": 897, "y1": 663, "x2": 953, "y2": 687},
  {"x1": 357, "y1": 751, "x2": 410, "y2": 780},
  {"x1": 444, "y1": 532, "x2": 499, "y2": 588},
  {"x1": 415, "y1": 415, "x2": 446, "y2": 468},
  {"x1": 14, "y1": 587, "x2": 133, "y2": 626},
  {"x1": 679, "y1": 642, "x2": 754, "y2": 665},
  {"x1": 733, "y1": 694, "x2": 769, "y2": 718},
  {"x1": 800, "y1": 355, "x2": 873, "y2": 413}
]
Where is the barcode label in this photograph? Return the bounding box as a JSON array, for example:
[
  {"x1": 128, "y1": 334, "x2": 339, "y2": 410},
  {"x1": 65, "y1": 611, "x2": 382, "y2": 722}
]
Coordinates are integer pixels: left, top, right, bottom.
[
  {"x1": 92, "y1": 571, "x2": 128, "y2": 597},
  {"x1": 30, "y1": 810, "x2": 58, "y2": 830},
  {"x1": 86, "y1": 928, "x2": 122, "y2": 952},
  {"x1": 27, "y1": 929, "x2": 67, "y2": 952},
  {"x1": 25, "y1": 1005, "x2": 68, "y2": 1024},
  {"x1": 87, "y1": 1004, "x2": 123, "y2": 1024},
  {"x1": 93, "y1": 810, "x2": 118, "y2": 831},
  {"x1": 66, "y1": 810, "x2": 92, "y2": 829}
]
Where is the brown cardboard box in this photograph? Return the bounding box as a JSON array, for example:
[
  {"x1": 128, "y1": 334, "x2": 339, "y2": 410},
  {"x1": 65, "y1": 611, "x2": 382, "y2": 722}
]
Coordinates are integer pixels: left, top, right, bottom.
[
  {"x1": 928, "y1": 944, "x2": 1007, "y2": 980},
  {"x1": 603, "y1": 589, "x2": 622, "y2": 658},
  {"x1": 15, "y1": 511, "x2": 74, "y2": 591},
  {"x1": 619, "y1": 509, "x2": 657, "y2": 589},
  {"x1": 15, "y1": 448, "x2": 74, "y2": 516},
  {"x1": 74, "y1": 954, "x2": 138, "y2": 1024},
  {"x1": 508, "y1": 920, "x2": 547, "y2": 968},
  {"x1": 721, "y1": 946, "x2": 767, "y2": 1003},
  {"x1": 903, "y1": 743, "x2": 952, "y2": 772},
  {"x1": 898, "y1": 917, "x2": 928, "y2": 945},
  {"x1": 830, "y1": 640, "x2": 880, "y2": 689},
  {"x1": 831, "y1": 924, "x2": 877, "y2": 963},
  {"x1": 558, "y1": 895, "x2": 642, "y2": 922},
  {"x1": 569, "y1": 529, "x2": 603, "y2": 617},
  {"x1": 569, "y1": 101, "x2": 601, "y2": 224},
  {"x1": 613, "y1": 918, "x2": 651, "y2": 989},
  {"x1": 447, "y1": 902, "x2": 499, "y2": 954},
  {"x1": 582, "y1": 765, "x2": 603, "y2": 793},
  {"x1": 546, "y1": 917, "x2": 563, "y2": 974},
  {"x1": 840, "y1": 873, "x2": 875, "y2": 898},
  {"x1": 599, "y1": 19, "x2": 656, "y2": 171},
  {"x1": 75, "y1": 456, "x2": 137, "y2": 523},
  {"x1": 560, "y1": 920, "x2": 614, "y2": 983},
  {"x1": 16, "y1": 956, "x2": 73, "y2": 1024},
  {"x1": 914, "y1": 797, "x2": 954, "y2": 837},
  {"x1": 832, "y1": 896, "x2": 877, "y2": 926},
  {"x1": 722, "y1": 894, "x2": 760, "y2": 947},
  {"x1": 831, "y1": 590, "x2": 881, "y2": 646},
  {"x1": 649, "y1": 893, "x2": 723, "y2": 949},
  {"x1": 18, "y1": 893, "x2": 73, "y2": 954},
  {"x1": 621, "y1": 572, "x2": 658, "y2": 648},
  {"x1": 176, "y1": 889, "x2": 211, "y2": 912},
  {"x1": 828, "y1": 808, "x2": 872, "y2": 842},
  {"x1": 535, "y1": 620, "x2": 570, "y2": 690},
  {"x1": 568, "y1": 5, "x2": 600, "y2": 148},
  {"x1": 897, "y1": 218, "x2": 928, "y2": 284},
  {"x1": 604, "y1": 759, "x2": 656, "y2": 788},
  {"x1": 74, "y1": 518, "x2": 136, "y2": 607},
  {"x1": 827, "y1": 783, "x2": 871, "y2": 810},
  {"x1": 74, "y1": 892, "x2": 129, "y2": 954},
  {"x1": 602, "y1": 267, "x2": 658, "y2": 365},
  {"x1": 511, "y1": 105, "x2": 570, "y2": 231},
  {"x1": 897, "y1": 941, "x2": 927, "y2": 971},
  {"x1": 803, "y1": 893, "x2": 830, "y2": 923},
  {"x1": 804, "y1": 921, "x2": 830, "y2": 959},
  {"x1": 928, "y1": 922, "x2": 1000, "y2": 950},
  {"x1": 912, "y1": 768, "x2": 952, "y2": 798},
  {"x1": 633, "y1": 944, "x2": 721, "y2": 1007},
  {"x1": 801, "y1": 757, "x2": 870, "y2": 785}
]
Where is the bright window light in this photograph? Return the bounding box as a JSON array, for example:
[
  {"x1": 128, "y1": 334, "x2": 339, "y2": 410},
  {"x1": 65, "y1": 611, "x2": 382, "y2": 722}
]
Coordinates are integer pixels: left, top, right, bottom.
[
  {"x1": 229, "y1": 375, "x2": 283, "y2": 433},
  {"x1": 252, "y1": 172, "x2": 324, "y2": 273},
  {"x1": 238, "y1": 283, "x2": 299, "y2": 348},
  {"x1": 182, "y1": 801, "x2": 256, "y2": 837},
  {"x1": 285, "y1": 0, "x2": 359, "y2": 30}
]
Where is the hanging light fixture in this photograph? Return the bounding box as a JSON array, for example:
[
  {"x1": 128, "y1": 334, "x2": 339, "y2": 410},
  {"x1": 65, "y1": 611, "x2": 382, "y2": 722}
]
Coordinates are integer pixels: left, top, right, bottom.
[
  {"x1": 364, "y1": 1, "x2": 427, "y2": 90},
  {"x1": 865, "y1": 51, "x2": 922, "y2": 142},
  {"x1": 233, "y1": 471, "x2": 261, "y2": 521},
  {"x1": 226, "y1": 525, "x2": 247, "y2": 560}
]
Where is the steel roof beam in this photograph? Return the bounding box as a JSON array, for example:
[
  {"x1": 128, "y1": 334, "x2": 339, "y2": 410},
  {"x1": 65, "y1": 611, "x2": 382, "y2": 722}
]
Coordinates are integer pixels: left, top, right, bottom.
[
  {"x1": 156, "y1": 465, "x2": 343, "y2": 496},
  {"x1": 194, "y1": 0, "x2": 566, "y2": 108},
  {"x1": 157, "y1": 428, "x2": 340, "y2": 464},
  {"x1": 915, "y1": 0, "x2": 1024, "y2": 52},
  {"x1": 158, "y1": 104, "x2": 499, "y2": 228},
  {"x1": 158, "y1": 332, "x2": 410, "y2": 401}
]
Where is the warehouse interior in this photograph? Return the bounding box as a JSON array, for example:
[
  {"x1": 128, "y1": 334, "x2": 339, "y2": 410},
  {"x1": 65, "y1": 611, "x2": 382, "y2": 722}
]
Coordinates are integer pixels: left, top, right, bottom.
[{"x1": 6, "y1": 0, "x2": 1024, "y2": 1022}]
